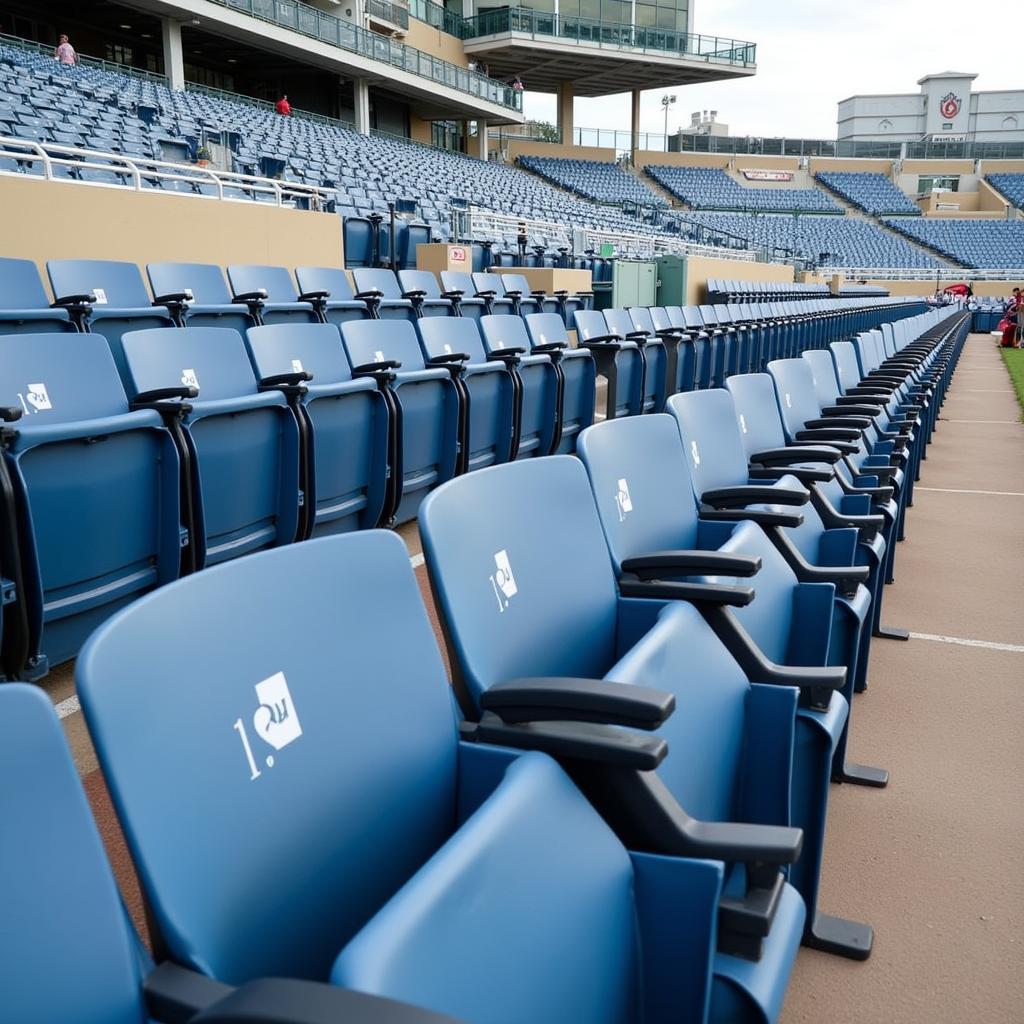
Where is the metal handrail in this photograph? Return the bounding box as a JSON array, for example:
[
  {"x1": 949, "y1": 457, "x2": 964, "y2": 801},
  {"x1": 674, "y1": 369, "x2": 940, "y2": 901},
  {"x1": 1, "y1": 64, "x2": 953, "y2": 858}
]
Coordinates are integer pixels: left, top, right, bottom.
[
  {"x1": 0, "y1": 137, "x2": 333, "y2": 208},
  {"x1": 408, "y1": 0, "x2": 465, "y2": 37},
  {"x1": 460, "y1": 8, "x2": 757, "y2": 65},
  {"x1": 0, "y1": 31, "x2": 168, "y2": 84},
  {"x1": 365, "y1": 0, "x2": 410, "y2": 30},
  {"x1": 820, "y1": 266, "x2": 1024, "y2": 280}
]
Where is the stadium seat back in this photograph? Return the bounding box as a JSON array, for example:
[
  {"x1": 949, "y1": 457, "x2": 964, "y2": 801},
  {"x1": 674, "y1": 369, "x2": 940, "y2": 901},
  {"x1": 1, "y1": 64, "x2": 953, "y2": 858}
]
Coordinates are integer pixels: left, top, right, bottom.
[
  {"x1": 147, "y1": 261, "x2": 234, "y2": 304},
  {"x1": 725, "y1": 372, "x2": 791, "y2": 452},
  {"x1": 479, "y1": 312, "x2": 531, "y2": 352},
  {"x1": 801, "y1": 350, "x2": 841, "y2": 406},
  {"x1": 342, "y1": 318, "x2": 427, "y2": 371},
  {"x1": 78, "y1": 531, "x2": 459, "y2": 985},
  {"x1": 47, "y1": 258, "x2": 153, "y2": 308},
  {"x1": 342, "y1": 216, "x2": 374, "y2": 267},
  {"x1": 0, "y1": 685, "x2": 148, "y2": 1024},
  {"x1": 767, "y1": 359, "x2": 825, "y2": 437},
  {"x1": 398, "y1": 270, "x2": 443, "y2": 299},
  {"x1": 416, "y1": 316, "x2": 488, "y2": 363},
  {"x1": 227, "y1": 265, "x2": 300, "y2": 303},
  {"x1": 439, "y1": 271, "x2": 475, "y2": 296},
  {"x1": 352, "y1": 268, "x2": 403, "y2": 300},
  {"x1": 246, "y1": 322, "x2": 354, "y2": 383},
  {"x1": 524, "y1": 312, "x2": 570, "y2": 347},
  {"x1": 295, "y1": 266, "x2": 357, "y2": 302},
  {"x1": 665, "y1": 389, "x2": 751, "y2": 494},
  {"x1": 0, "y1": 256, "x2": 55, "y2": 310}
]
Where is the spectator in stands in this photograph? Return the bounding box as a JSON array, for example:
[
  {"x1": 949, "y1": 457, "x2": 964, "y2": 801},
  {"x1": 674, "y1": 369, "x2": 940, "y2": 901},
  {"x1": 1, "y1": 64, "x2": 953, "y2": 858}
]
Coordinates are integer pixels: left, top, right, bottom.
[
  {"x1": 54, "y1": 34, "x2": 78, "y2": 66},
  {"x1": 275, "y1": 94, "x2": 292, "y2": 116},
  {"x1": 512, "y1": 76, "x2": 524, "y2": 91},
  {"x1": 1000, "y1": 288, "x2": 1021, "y2": 348}
]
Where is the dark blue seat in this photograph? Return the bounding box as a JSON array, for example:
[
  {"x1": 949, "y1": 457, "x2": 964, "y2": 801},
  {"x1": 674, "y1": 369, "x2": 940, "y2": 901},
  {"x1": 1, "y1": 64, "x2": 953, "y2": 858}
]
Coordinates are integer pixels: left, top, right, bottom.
[
  {"x1": 573, "y1": 309, "x2": 643, "y2": 420},
  {"x1": 0, "y1": 332, "x2": 181, "y2": 675},
  {"x1": 146, "y1": 261, "x2": 255, "y2": 334},
  {"x1": 441, "y1": 271, "x2": 513, "y2": 317},
  {"x1": 246, "y1": 323, "x2": 389, "y2": 536},
  {"x1": 472, "y1": 271, "x2": 541, "y2": 317},
  {"x1": 46, "y1": 259, "x2": 175, "y2": 381},
  {"x1": 76, "y1": 529, "x2": 795, "y2": 1023},
  {"x1": 415, "y1": 317, "x2": 514, "y2": 473},
  {"x1": 343, "y1": 215, "x2": 375, "y2": 267},
  {"x1": 604, "y1": 307, "x2": 667, "y2": 414},
  {"x1": 0, "y1": 682, "x2": 462, "y2": 1024},
  {"x1": 398, "y1": 270, "x2": 478, "y2": 318},
  {"x1": 340, "y1": 320, "x2": 459, "y2": 524},
  {"x1": 121, "y1": 327, "x2": 301, "y2": 568},
  {"x1": 350, "y1": 269, "x2": 418, "y2": 322},
  {"x1": 677, "y1": 306, "x2": 718, "y2": 389},
  {"x1": 0, "y1": 257, "x2": 77, "y2": 335},
  {"x1": 494, "y1": 271, "x2": 559, "y2": 316},
  {"x1": 522, "y1": 312, "x2": 596, "y2": 453},
  {"x1": 294, "y1": 265, "x2": 376, "y2": 326},
  {"x1": 225, "y1": 265, "x2": 323, "y2": 326}
]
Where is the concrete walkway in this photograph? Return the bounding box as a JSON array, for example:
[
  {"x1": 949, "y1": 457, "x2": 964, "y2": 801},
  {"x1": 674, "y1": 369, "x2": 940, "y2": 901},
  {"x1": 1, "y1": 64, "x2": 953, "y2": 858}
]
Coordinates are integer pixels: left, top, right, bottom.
[{"x1": 782, "y1": 334, "x2": 1024, "y2": 1024}]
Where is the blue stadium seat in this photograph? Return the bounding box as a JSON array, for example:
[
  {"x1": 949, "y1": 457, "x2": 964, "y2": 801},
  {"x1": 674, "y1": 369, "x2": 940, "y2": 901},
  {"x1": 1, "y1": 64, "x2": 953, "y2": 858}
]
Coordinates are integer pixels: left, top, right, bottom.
[
  {"x1": 398, "y1": 270, "x2": 478, "y2": 318},
  {"x1": 225, "y1": 265, "x2": 324, "y2": 326},
  {"x1": 46, "y1": 259, "x2": 176, "y2": 380},
  {"x1": 146, "y1": 261, "x2": 255, "y2": 334},
  {"x1": 340, "y1": 320, "x2": 459, "y2": 524},
  {"x1": 472, "y1": 271, "x2": 541, "y2": 317},
  {"x1": 294, "y1": 265, "x2": 377, "y2": 325},
  {"x1": 415, "y1": 317, "x2": 514, "y2": 472},
  {"x1": 350, "y1": 269, "x2": 419, "y2": 322},
  {"x1": 0, "y1": 257, "x2": 77, "y2": 335},
  {"x1": 573, "y1": 309, "x2": 644, "y2": 419},
  {"x1": 76, "y1": 529, "x2": 802, "y2": 1023},
  {"x1": 121, "y1": 327, "x2": 301, "y2": 568},
  {"x1": 494, "y1": 271, "x2": 561, "y2": 317},
  {"x1": 604, "y1": 307, "x2": 667, "y2": 413},
  {"x1": 0, "y1": 332, "x2": 181, "y2": 675},
  {"x1": 245, "y1": 323, "x2": 389, "y2": 536}
]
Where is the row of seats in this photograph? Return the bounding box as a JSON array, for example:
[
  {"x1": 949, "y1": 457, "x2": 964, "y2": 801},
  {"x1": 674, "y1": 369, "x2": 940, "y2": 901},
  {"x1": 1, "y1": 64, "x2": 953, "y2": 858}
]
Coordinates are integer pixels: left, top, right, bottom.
[
  {"x1": 0, "y1": 265, "x2": 926, "y2": 679},
  {"x1": 4, "y1": 304, "x2": 968, "y2": 1022},
  {"x1": 645, "y1": 166, "x2": 842, "y2": 213},
  {"x1": 815, "y1": 172, "x2": 921, "y2": 216},
  {"x1": 517, "y1": 155, "x2": 667, "y2": 208},
  {"x1": 706, "y1": 280, "x2": 832, "y2": 303},
  {"x1": 985, "y1": 173, "x2": 1024, "y2": 210},
  {"x1": 883, "y1": 217, "x2": 1024, "y2": 270}
]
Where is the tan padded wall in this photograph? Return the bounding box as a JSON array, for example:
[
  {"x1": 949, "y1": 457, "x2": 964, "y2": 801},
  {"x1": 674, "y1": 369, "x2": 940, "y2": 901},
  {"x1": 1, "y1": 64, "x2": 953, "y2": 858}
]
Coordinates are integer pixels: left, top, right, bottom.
[
  {"x1": 685, "y1": 256, "x2": 793, "y2": 305},
  {"x1": 901, "y1": 159, "x2": 975, "y2": 174},
  {"x1": 808, "y1": 157, "x2": 895, "y2": 174},
  {"x1": 977, "y1": 179, "x2": 1013, "y2": 213},
  {"x1": 506, "y1": 139, "x2": 615, "y2": 162},
  {"x1": 405, "y1": 19, "x2": 468, "y2": 65},
  {"x1": 732, "y1": 155, "x2": 801, "y2": 172},
  {"x1": 862, "y1": 279, "x2": 1024, "y2": 297},
  {"x1": 0, "y1": 175, "x2": 344, "y2": 287},
  {"x1": 409, "y1": 116, "x2": 433, "y2": 145},
  {"x1": 635, "y1": 151, "x2": 730, "y2": 169},
  {"x1": 978, "y1": 159, "x2": 1024, "y2": 174}
]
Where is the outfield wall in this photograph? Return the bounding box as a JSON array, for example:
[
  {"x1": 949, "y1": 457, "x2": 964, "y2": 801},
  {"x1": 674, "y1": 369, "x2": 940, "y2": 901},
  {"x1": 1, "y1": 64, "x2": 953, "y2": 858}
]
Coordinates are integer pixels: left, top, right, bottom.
[{"x1": 0, "y1": 175, "x2": 345, "y2": 282}]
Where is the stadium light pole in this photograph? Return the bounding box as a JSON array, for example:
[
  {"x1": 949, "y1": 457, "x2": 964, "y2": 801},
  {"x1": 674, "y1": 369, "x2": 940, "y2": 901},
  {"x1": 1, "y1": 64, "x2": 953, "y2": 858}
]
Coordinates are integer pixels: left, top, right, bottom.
[{"x1": 661, "y1": 94, "x2": 677, "y2": 146}]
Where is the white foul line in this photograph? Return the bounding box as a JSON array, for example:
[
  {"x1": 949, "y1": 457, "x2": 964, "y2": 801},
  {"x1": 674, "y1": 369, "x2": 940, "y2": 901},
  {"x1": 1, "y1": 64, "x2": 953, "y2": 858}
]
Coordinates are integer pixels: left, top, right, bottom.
[
  {"x1": 910, "y1": 632, "x2": 1024, "y2": 654},
  {"x1": 916, "y1": 486, "x2": 1024, "y2": 497}
]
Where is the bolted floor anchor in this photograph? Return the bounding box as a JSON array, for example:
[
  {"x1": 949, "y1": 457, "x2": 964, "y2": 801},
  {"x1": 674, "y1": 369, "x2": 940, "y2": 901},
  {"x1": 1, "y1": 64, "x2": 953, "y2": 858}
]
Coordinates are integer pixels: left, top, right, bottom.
[{"x1": 805, "y1": 911, "x2": 874, "y2": 961}]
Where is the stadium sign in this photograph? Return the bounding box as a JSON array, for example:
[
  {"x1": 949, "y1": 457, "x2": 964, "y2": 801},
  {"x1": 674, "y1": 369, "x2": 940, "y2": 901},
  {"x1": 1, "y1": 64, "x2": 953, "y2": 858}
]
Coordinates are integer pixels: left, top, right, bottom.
[
  {"x1": 939, "y1": 92, "x2": 961, "y2": 119},
  {"x1": 743, "y1": 169, "x2": 794, "y2": 181}
]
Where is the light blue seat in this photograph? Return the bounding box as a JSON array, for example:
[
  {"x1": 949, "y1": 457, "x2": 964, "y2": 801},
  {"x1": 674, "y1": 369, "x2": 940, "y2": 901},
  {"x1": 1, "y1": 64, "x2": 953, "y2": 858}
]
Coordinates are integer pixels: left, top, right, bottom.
[
  {"x1": 474, "y1": 271, "x2": 541, "y2": 317},
  {"x1": 392, "y1": 270, "x2": 458, "y2": 318},
  {"x1": 294, "y1": 265, "x2": 376, "y2": 325},
  {"x1": 0, "y1": 257, "x2": 77, "y2": 335},
  {"x1": 121, "y1": 327, "x2": 301, "y2": 568},
  {"x1": 403, "y1": 269, "x2": 486, "y2": 320},
  {"x1": 0, "y1": 332, "x2": 181, "y2": 676},
  {"x1": 350, "y1": 268, "x2": 418, "y2": 322},
  {"x1": 340, "y1": 320, "x2": 459, "y2": 524},
  {"x1": 77, "y1": 530, "x2": 798, "y2": 1023},
  {"x1": 246, "y1": 323, "x2": 388, "y2": 536},
  {"x1": 147, "y1": 261, "x2": 255, "y2": 334},
  {"x1": 441, "y1": 271, "x2": 513, "y2": 316},
  {"x1": 225, "y1": 265, "x2": 323, "y2": 326},
  {"x1": 496, "y1": 271, "x2": 561, "y2": 317},
  {"x1": 573, "y1": 308, "x2": 644, "y2": 420},
  {"x1": 604, "y1": 307, "x2": 667, "y2": 413},
  {"x1": 415, "y1": 317, "x2": 514, "y2": 472},
  {"x1": 46, "y1": 259, "x2": 175, "y2": 381}
]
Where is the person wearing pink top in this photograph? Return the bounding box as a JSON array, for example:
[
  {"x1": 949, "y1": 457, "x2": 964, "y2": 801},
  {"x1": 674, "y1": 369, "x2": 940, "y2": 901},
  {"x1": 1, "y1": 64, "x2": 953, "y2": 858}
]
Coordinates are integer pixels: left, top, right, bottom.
[{"x1": 54, "y1": 34, "x2": 78, "y2": 66}]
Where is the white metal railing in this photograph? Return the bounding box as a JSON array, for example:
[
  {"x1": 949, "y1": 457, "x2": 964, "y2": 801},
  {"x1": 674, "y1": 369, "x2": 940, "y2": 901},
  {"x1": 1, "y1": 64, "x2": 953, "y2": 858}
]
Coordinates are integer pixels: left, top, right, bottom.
[
  {"x1": 824, "y1": 266, "x2": 1024, "y2": 281},
  {"x1": 0, "y1": 137, "x2": 333, "y2": 209},
  {"x1": 463, "y1": 207, "x2": 756, "y2": 261}
]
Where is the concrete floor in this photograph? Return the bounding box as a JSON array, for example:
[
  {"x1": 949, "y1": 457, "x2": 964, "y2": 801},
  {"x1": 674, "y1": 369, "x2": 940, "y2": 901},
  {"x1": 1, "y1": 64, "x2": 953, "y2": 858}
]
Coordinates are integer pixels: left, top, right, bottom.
[{"x1": 51, "y1": 333, "x2": 1024, "y2": 1021}]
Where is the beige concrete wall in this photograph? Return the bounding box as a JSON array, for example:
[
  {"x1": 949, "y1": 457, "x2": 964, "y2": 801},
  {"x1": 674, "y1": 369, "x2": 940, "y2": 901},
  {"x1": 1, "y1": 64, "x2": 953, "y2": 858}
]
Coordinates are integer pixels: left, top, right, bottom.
[
  {"x1": 733, "y1": 155, "x2": 801, "y2": 172},
  {"x1": 495, "y1": 267, "x2": 592, "y2": 292},
  {"x1": 409, "y1": 116, "x2": 433, "y2": 146},
  {"x1": 861, "y1": 278, "x2": 1024, "y2": 297},
  {"x1": 506, "y1": 139, "x2": 616, "y2": 163},
  {"x1": 901, "y1": 159, "x2": 975, "y2": 174},
  {"x1": 978, "y1": 159, "x2": 1024, "y2": 174},
  {"x1": 0, "y1": 175, "x2": 344, "y2": 283},
  {"x1": 685, "y1": 255, "x2": 793, "y2": 305},
  {"x1": 635, "y1": 151, "x2": 730, "y2": 170},
  {"x1": 977, "y1": 179, "x2": 1013, "y2": 214},
  {"x1": 808, "y1": 157, "x2": 895, "y2": 175},
  {"x1": 405, "y1": 18, "x2": 468, "y2": 66}
]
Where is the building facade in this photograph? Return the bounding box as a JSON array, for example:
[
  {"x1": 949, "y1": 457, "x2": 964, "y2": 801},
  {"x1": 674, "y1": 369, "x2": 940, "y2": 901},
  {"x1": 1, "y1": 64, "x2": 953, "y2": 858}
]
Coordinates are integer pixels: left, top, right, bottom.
[{"x1": 838, "y1": 72, "x2": 1024, "y2": 144}]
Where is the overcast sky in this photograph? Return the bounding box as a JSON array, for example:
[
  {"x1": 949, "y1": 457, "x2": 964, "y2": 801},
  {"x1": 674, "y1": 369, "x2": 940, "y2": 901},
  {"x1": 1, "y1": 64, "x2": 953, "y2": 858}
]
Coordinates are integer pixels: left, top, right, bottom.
[{"x1": 521, "y1": 0, "x2": 1018, "y2": 140}]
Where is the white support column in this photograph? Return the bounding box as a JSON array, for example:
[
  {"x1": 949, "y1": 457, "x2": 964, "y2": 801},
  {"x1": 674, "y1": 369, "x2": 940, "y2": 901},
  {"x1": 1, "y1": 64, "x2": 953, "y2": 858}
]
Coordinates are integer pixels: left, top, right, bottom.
[
  {"x1": 354, "y1": 78, "x2": 370, "y2": 135},
  {"x1": 161, "y1": 17, "x2": 185, "y2": 91},
  {"x1": 475, "y1": 119, "x2": 488, "y2": 160}
]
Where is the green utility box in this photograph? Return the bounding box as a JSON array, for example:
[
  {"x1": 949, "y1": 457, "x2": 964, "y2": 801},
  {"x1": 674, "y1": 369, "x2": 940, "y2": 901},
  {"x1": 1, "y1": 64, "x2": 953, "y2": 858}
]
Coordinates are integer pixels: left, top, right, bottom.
[
  {"x1": 597, "y1": 259, "x2": 657, "y2": 310},
  {"x1": 656, "y1": 254, "x2": 688, "y2": 307}
]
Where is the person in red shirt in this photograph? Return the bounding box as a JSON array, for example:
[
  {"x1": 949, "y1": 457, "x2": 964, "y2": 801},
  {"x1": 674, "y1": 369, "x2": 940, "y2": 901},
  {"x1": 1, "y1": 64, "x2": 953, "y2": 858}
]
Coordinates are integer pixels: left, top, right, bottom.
[
  {"x1": 275, "y1": 94, "x2": 291, "y2": 116},
  {"x1": 1000, "y1": 289, "x2": 1021, "y2": 348}
]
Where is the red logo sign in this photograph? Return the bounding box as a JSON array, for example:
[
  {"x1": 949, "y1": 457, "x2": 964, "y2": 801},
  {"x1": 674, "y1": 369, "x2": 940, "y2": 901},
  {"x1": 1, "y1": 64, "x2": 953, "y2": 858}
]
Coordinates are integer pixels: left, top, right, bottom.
[
  {"x1": 940, "y1": 92, "x2": 961, "y2": 119},
  {"x1": 450, "y1": 246, "x2": 467, "y2": 263}
]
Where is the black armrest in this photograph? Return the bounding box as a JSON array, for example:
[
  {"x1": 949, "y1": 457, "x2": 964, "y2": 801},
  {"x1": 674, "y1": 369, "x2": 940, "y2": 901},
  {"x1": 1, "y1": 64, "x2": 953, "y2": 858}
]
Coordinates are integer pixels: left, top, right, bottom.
[
  {"x1": 553, "y1": 289, "x2": 569, "y2": 297},
  {"x1": 699, "y1": 507, "x2": 805, "y2": 529},
  {"x1": 806, "y1": 415, "x2": 872, "y2": 430},
  {"x1": 532, "y1": 342, "x2": 565, "y2": 355},
  {"x1": 192, "y1": 977, "x2": 463, "y2": 1024},
  {"x1": 481, "y1": 677, "x2": 674, "y2": 729},
  {"x1": 677, "y1": 820, "x2": 802, "y2": 868},
  {"x1": 748, "y1": 465, "x2": 833, "y2": 484},
  {"x1": 153, "y1": 290, "x2": 193, "y2": 305},
  {"x1": 750, "y1": 445, "x2": 841, "y2": 467},
  {"x1": 0, "y1": 406, "x2": 23, "y2": 423},
  {"x1": 846, "y1": 385, "x2": 895, "y2": 397},
  {"x1": 503, "y1": 289, "x2": 522, "y2": 300},
  {"x1": 133, "y1": 386, "x2": 198, "y2": 403},
  {"x1": 795, "y1": 428, "x2": 860, "y2": 443},
  {"x1": 144, "y1": 962, "x2": 233, "y2": 1024},
  {"x1": 530, "y1": 289, "x2": 548, "y2": 297},
  {"x1": 441, "y1": 289, "x2": 464, "y2": 300},
  {"x1": 618, "y1": 578, "x2": 755, "y2": 606},
  {"x1": 655, "y1": 327, "x2": 683, "y2": 338},
  {"x1": 52, "y1": 292, "x2": 96, "y2": 307},
  {"x1": 232, "y1": 290, "x2": 268, "y2": 303},
  {"x1": 298, "y1": 290, "x2": 330, "y2": 303},
  {"x1": 352, "y1": 359, "x2": 400, "y2": 385},
  {"x1": 470, "y1": 717, "x2": 667, "y2": 772},
  {"x1": 427, "y1": 352, "x2": 470, "y2": 365},
  {"x1": 258, "y1": 371, "x2": 313, "y2": 388},
  {"x1": 580, "y1": 332, "x2": 623, "y2": 344},
  {"x1": 354, "y1": 289, "x2": 384, "y2": 301},
  {"x1": 620, "y1": 550, "x2": 761, "y2": 580},
  {"x1": 474, "y1": 289, "x2": 496, "y2": 298},
  {"x1": 834, "y1": 394, "x2": 887, "y2": 408},
  {"x1": 701, "y1": 484, "x2": 808, "y2": 508},
  {"x1": 626, "y1": 330, "x2": 650, "y2": 340},
  {"x1": 401, "y1": 289, "x2": 427, "y2": 300}
]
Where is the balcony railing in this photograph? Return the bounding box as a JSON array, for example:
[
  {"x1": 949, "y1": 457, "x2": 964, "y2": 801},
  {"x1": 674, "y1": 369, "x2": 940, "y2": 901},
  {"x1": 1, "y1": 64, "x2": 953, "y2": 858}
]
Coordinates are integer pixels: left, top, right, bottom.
[
  {"x1": 215, "y1": 0, "x2": 522, "y2": 111},
  {"x1": 460, "y1": 8, "x2": 756, "y2": 66},
  {"x1": 408, "y1": 0, "x2": 465, "y2": 37},
  {"x1": 365, "y1": 0, "x2": 410, "y2": 31}
]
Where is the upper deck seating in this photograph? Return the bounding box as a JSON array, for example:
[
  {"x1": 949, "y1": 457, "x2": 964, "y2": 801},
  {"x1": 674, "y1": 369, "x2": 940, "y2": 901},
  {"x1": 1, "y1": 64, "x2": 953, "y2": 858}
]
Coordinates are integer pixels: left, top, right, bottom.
[
  {"x1": 882, "y1": 217, "x2": 1024, "y2": 269},
  {"x1": 814, "y1": 172, "x2": 920, "y2": 216},
  {"x1": 518, "y1": 155, "x2": 667, "y2": 208},
  {"x1": 646, "y1": 166, "x2": 841, "y2": 213},
  {"x1": 985, "y1": 173, "x2": 1024, "y2": 210}
]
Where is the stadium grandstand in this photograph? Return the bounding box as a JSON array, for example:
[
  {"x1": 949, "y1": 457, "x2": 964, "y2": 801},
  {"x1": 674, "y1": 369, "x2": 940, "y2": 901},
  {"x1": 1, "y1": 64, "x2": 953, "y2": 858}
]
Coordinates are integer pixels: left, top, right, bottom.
[{"x1": 0, "y1": 1, "x2": 1022, "y2": 1023}]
